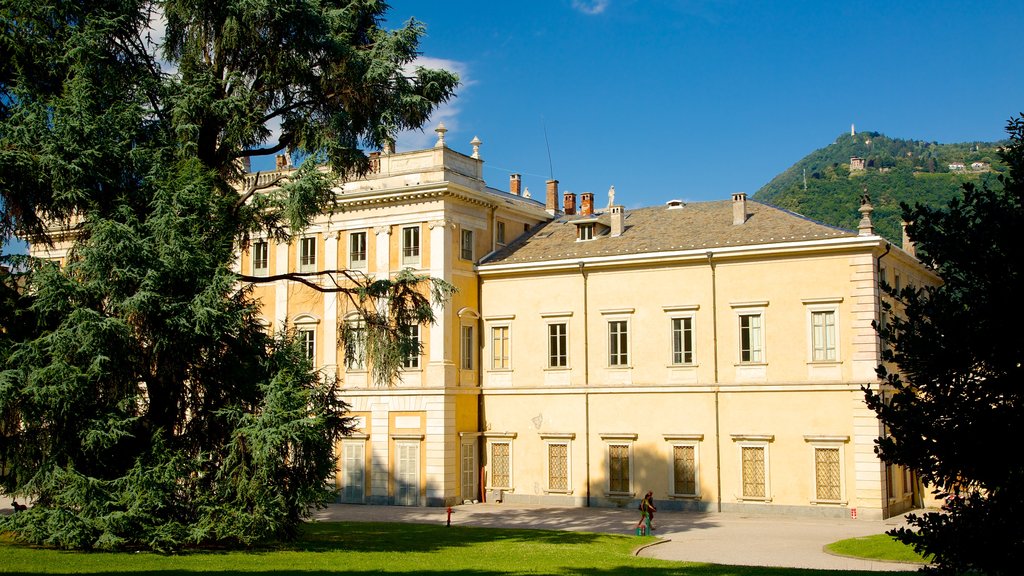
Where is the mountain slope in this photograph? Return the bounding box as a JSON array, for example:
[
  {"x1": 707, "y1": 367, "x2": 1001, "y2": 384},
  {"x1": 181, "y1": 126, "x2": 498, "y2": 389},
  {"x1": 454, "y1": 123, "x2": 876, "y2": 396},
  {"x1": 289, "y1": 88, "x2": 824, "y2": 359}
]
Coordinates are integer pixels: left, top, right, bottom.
[{"x1": 755, "y1": 132, "x2": 1007, "y2": 242}]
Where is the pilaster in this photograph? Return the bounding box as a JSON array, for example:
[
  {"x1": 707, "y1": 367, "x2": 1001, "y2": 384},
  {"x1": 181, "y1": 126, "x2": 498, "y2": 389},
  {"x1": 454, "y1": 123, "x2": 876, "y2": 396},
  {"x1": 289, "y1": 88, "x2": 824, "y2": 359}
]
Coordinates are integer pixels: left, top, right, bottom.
[
  {"x1": 370, "y1": 402, "x2": 391, "y2": 504},
  {"x1": 274, "y1": 240, "x2": 289, "y2": 328},
  {"x1": 374, "y1": 225, "x2": 391, "y2": 276},
  {"x1": 852, "y1": 389, "x2": 886, "y2": 520},
  {"x1": 428, "y1": 219, "x2": 456, "y2": 386},
  {"x1": 323, "y1": 230, "x2": 339, "y2": 381}
]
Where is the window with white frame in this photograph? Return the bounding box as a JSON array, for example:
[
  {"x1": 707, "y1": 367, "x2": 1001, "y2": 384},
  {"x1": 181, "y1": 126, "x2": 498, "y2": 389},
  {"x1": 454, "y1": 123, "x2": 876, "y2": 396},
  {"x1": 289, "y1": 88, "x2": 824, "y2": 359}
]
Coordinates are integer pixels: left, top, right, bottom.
[
  {"x1": 349, "y1": 231, "x2": 367, "y2": 269},
  {"x1": 298, "y1": 328, "x2": 315, "y2": 361},
  {"x1": 738, "y1": 312, "x2": 764, "y2": 363},
  {"x1": 578, "y1": 223, "x2": 594, "y2": 241},
  {"x1": 299, "y1": 327, "x2": 313, "y2": 358},
  {"x1": 344, "y1": 316, "x2": 366, "y2": 370},
  {"x1": 252, "y1": 240, "x2": 269, "y2": 276},
  {"x1": 294, "y1": 315, "x2": 319, "y2": 363},
  {"x1": 601, "y1": 433, "x2": 636, "y2": 495},
  {"x1": 487, "y1": 437, "x2": 514, "y2": 490},
  {"x1": 401, "y1": 225, "x2": 420, "y2": 266},
  {"x1": 548, "y1": 322, "x2": 568, "y2": 368},
  {"x1": 811, "y1": 310, "x2": 836, "y2": 361},
  {"x1": 608, "y1": 320, "x2": 629, "y2": 366},
  {"x1": 402, "y1": 324, "x2": 420, "y2": 369},
  {"x1": 461, "y1": 324, "x2": 474, "y2": 370},
  {"x1": 491, "y1": 325, "x2": 510, "y2": 369},
  {"x1": 664, "y1": 434, "x2": 702, "y2": 497},
  {"x1": 805, "y1": 435, "x2": 848, "y2": 504},
  {"x1": 299, "y1": 236, "x2": 317, "y2": 272},
  {"x1": 460, "y1": 228, "x2": 474, "y2": 260},
  {"x1": 732, "y1": 434, "x2": 772, "y2": 501},
  {"x1": 804, "y1": 298, "x2": 841, "y2": 363},
  {"x1": 672, "y1": 316, "x2": 694, "y2": 364}
]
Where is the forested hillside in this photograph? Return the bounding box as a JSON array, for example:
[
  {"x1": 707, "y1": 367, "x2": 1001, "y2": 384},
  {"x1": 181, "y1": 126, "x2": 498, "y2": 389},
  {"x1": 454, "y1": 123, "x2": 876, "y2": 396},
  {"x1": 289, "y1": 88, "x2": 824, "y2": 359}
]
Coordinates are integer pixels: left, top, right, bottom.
[{"x1": 755, "y1": 132, "x2": 1007, "y2": 242}]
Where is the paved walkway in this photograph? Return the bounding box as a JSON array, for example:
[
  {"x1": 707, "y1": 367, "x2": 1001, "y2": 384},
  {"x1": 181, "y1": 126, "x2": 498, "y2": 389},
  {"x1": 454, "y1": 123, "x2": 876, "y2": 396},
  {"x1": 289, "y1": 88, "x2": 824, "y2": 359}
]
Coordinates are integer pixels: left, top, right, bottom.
[{"x1": 314, "y1": 503, "x2": 923, "y2": 572}]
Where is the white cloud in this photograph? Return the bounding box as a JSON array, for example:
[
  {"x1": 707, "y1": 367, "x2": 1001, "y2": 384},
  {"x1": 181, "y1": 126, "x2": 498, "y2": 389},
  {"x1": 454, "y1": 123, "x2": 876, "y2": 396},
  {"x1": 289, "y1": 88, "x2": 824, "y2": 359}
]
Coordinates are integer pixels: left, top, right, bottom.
[
  {"x1": 572, "y1": 0, "x2": 609, "y2": 15},
  {"x1": 395, "y1": 57, "x2": 473, "y2": 152},
  {"x1": 142, "y1": 6, "x2": 178, "y2": 76}
]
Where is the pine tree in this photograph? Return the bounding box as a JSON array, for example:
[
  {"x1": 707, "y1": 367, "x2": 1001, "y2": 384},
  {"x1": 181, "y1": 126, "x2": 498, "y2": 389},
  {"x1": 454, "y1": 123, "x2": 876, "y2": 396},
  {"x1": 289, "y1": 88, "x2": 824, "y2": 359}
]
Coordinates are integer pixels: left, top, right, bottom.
[
  {"x1": 865, "y1": 115, "x2": 1024, "y2": 575},
  {"x1": 0, "y1": 0, "x2": 457, "y2": 550}
]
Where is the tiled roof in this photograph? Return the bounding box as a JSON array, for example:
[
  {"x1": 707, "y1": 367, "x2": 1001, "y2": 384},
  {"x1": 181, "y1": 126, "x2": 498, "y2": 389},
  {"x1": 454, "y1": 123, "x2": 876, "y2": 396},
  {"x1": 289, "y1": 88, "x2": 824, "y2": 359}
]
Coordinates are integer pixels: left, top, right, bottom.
[{"x1": 482, "y1": 199, "x2": 856, "y2": 265}]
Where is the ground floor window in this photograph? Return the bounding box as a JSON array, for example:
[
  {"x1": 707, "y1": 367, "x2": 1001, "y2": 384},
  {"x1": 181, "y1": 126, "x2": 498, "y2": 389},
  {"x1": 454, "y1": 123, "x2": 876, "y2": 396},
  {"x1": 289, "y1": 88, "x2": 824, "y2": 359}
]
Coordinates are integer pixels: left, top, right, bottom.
[
  {"x1": 609, "y1": 444, "x2": 630, "y2": 493},
  {"x1": 488, "y1": 439, "x2": 513, "y2": 489},
  {"x1": 732, "y1": 434, "x2": 772, "y2": 501},
  {"x1": 814, "y1": 447, "x2": 841, "y2": 501},
  {"x1": 600, "y1": 433, "x2": 636, "y2": 496},
  {"x1": 540, "y1": 433, "x2": 574, "y2": 493},
  {"x1": 547, "y1": 443, "x2": 569, "y2": 491},
  {"x1": 804, "y1": 435, "x2": 848, "y2": 504},
  {"x1": 742, "y1": 446, "x2": 766, "y2": 498}
]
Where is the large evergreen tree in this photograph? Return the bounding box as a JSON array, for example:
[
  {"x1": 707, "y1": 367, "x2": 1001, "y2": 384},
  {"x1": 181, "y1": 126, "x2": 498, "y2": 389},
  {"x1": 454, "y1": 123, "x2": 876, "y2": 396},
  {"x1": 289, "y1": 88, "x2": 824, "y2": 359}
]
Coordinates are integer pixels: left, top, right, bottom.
[
  {"x1": 0, "y1": 0, "x2": 457, "y2": 550},
  {"x1": 866, "y1": 116, "x2": 1024, "y2": 575}
]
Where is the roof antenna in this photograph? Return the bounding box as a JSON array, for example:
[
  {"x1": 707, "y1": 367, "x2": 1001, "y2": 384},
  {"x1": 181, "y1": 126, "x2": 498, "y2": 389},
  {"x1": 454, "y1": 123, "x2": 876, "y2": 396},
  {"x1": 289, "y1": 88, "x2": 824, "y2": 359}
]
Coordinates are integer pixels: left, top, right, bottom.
[{"x1": 542, "y1": 117, "x2": 554, "y2": 180}]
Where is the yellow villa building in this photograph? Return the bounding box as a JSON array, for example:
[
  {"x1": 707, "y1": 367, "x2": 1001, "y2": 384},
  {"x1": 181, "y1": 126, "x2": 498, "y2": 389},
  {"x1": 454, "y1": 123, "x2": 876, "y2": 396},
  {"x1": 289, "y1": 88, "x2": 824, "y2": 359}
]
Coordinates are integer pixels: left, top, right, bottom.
[{"x1": 30, "y1": 126, "x2": 938, "y2": 520}]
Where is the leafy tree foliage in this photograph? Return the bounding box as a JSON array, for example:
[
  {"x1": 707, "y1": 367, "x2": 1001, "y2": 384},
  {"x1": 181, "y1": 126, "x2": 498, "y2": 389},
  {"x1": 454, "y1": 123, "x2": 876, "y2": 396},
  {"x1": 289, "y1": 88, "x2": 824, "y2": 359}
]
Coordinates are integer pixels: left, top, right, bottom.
[
  {"x1": 865, "y1": 115, "x2": 1024, "y2": 575},
  {"x1": 0, "y1": 0, "x2": 457, "y2": 550}
]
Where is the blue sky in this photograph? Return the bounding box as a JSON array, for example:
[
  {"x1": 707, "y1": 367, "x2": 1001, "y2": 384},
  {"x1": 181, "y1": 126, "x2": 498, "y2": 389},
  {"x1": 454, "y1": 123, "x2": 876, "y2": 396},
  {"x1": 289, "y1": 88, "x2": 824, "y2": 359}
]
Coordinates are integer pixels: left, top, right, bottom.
[
  {"x1": 384, "y1": 0, "x2": 1024, "y2": 208},
  {"x1": 4, "y1": 1, "x2": 1021, "y2": 256}
]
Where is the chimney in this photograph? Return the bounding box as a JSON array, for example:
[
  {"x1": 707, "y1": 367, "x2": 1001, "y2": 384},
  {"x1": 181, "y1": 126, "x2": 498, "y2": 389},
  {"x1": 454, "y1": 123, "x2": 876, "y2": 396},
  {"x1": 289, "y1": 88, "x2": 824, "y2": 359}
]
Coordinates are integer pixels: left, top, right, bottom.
[
  {"x1": 901, "y1": 221, "x2": 916, "y2": 257},
  {"x1": 563, "y1": 192, "x2": 577, "y2": 215},
  {"x1": 580, "y1": 192, "x2": 594, "y2": 217},
  {"x1": 610, "y1": 205, "x2": 624, "y2": 237},
  {"x1": 732, "y1": 192, "x2": 747, "y2": 225},
  {"x1": 545, "y1": 179, "x2": 560, "y2": 214},
  {"x1": 510, "y1": 173, "x2": 521, "y2": 196}
]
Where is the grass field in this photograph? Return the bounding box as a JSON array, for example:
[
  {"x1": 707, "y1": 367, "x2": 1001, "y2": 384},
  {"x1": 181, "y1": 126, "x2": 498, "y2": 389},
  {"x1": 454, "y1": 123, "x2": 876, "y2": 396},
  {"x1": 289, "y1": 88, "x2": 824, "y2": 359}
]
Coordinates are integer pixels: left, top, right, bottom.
[
  {"x1": 825, "y1": 533, "x2": 931, "y2": 565},
  {"x1": 0, "y1": 521, "x2": 919, "y2": 575}
]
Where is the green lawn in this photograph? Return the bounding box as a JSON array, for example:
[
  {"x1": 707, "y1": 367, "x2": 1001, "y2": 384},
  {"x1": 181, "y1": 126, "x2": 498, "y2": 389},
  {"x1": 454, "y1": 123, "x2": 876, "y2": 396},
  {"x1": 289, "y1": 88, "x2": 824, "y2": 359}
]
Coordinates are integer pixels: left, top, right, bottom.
[
  {"x1": 1, "y1": 521, "x2": 917, "y2": 575},
  {"x1": 826, "y1": 533, "x2": 932, "y2": 564}
]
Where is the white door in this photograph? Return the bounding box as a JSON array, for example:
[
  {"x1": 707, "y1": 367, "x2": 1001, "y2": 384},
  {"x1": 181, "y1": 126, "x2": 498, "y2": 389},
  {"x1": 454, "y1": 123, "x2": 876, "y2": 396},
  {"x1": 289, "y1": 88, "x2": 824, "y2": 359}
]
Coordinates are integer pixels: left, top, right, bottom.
[
  {"x1": 461, "y1": 441, "x2": 477, "y2": 502},
  {"x1": 396, "y1": 442, "x2": 420, "y2": 506},
  {"x1": 341, "y1": 441, "x2": 365, "y2": 503}
]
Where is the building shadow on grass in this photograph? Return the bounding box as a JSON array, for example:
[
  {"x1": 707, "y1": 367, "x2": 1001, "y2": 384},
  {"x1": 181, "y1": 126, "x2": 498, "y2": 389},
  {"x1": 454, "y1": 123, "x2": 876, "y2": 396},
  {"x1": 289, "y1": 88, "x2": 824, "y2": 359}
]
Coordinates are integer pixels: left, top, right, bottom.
[{"x1": 296, "y1": 521, "x2": 607, "y2": 553}]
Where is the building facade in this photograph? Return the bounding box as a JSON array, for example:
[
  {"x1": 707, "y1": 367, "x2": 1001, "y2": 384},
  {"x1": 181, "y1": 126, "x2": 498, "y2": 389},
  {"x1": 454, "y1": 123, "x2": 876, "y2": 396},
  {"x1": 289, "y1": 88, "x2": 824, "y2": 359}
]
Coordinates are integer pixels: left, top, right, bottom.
[
  {"x1": 29, "y1": 127, "x2": 937, "y2": 519},
  {"x1": 476, "y1": 190, "x2": 936, "y2": 520},
  {"x1": 235, "y1": 131, "x2": 551, "y2": 507}
]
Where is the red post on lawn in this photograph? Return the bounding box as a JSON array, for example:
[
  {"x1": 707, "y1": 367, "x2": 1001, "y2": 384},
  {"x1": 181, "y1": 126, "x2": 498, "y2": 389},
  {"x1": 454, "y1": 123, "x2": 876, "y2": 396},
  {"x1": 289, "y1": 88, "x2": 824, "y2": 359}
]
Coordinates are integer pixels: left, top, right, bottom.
[{"x1": 446, "y1": 507, "x2": 452, "y2": 527}]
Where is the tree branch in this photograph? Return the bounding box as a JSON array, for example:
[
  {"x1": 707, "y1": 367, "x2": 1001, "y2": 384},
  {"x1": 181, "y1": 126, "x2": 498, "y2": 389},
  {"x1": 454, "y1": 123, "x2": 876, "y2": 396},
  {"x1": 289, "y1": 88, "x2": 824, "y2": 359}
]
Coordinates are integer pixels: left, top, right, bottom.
[
  {"x1": 237, "y1": 269, "x2": 366, "y2": 294},
  {"x1": 234, "y1": 172, "x2": 289, "y2": 208},
  {"x1": 236, "y1": 136, "x2": 293, "y2": 158}
]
